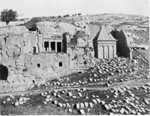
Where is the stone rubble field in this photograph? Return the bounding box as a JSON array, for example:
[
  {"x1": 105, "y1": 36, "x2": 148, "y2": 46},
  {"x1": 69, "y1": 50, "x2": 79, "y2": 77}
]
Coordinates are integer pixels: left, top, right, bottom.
[
  {"x1": 1, "y1": 83, "x2": 150, "y2": 115},
  {"x1": 57, "y1": 57, "x2": 148, "y2": 87},
  {"x1": 0, "y1": 57, "x2": 149, "y2": 115}
]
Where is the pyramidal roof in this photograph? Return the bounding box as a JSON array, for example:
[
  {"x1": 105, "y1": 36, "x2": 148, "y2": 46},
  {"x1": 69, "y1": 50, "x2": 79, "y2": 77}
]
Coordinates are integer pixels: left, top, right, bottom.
[{"x1": 98, "y1": 25, "x2": 116, "y2": 41}]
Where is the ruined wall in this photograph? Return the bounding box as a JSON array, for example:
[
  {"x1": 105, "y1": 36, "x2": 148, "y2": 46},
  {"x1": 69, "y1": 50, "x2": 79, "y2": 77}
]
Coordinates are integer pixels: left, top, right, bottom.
[
  {"x1": 25, "y1": 53, "x2": 71, "y2": 80},
  {"x1": 77, "y1": 37, "x2": 88, "y2": 47}
]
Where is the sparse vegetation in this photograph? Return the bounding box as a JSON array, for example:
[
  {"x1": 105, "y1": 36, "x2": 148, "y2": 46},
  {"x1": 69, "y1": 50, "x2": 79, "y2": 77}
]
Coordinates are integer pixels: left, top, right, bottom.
[{"x1": 0, "y1": 9, "x2": 18, "y2": 25}]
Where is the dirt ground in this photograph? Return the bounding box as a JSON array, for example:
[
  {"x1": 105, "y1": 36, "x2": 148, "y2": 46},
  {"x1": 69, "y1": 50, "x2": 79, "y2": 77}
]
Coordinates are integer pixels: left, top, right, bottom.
[{"x1": 0, "y1": 77, "x2": 150, "y2": 115}]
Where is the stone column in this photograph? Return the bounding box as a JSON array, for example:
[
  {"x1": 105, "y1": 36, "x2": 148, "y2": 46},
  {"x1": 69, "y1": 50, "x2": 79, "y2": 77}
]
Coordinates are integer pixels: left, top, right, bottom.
[
  {"x1": 110, "y1": 45, "x2": 113, "y2": 58},
  {"x1": 49, "y1": 41, "x2": 51, "y2": 52},
  {"x1": 130, "y1": 47, "x2": 133, "y2": 60},
  {"x1": 104, "y1": 46, "x2": 108, "y2": 58},
  {"x1": 114, "y1": 45, "x2": 117, "y2": 57},
  {"x1": 43, "y1": 40, "x2": 45, "y2": 52},
  {"x1": 112, "y1": 46, "x2": 114, "y2": 58},
  {"x1": 98, "y1": 45, "x2": 103, "y2": 59},
  {"x1": 61, "y1": 42, "x2": 62, "y2": 52},
  {"x1": 102, "y1": 46, "x2": 105, "y2": 59},
  {"x1": 55, "y1": 42, "x2": 57, "y2": 52},
  {"x1": 112, "y1": 45, "x2": 116, "y2": 58},
  {"x1": 109, "y1": 45, "x2": 112, "y2": 59},
  {"x1": 108, "y1": 45, "x2": 109, "y2": 59}
]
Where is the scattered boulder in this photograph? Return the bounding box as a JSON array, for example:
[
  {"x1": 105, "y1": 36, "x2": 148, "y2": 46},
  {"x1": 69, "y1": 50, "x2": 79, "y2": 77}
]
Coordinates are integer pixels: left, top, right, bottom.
[{"x1": 79, "y1": 109, "x2": 86, "y2": 115}]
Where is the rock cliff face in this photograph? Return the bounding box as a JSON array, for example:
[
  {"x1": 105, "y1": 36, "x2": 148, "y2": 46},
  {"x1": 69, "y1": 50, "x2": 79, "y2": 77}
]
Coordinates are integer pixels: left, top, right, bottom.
[
  {"x1": 0, "y1": 26, "x2": 38, "y2": 65},
  {"x1": 0, "y1": 22, "x2": 95, "y2": 92},
  {"x1": 0, "y1": 26, "x2": 39, "y2": 92}
]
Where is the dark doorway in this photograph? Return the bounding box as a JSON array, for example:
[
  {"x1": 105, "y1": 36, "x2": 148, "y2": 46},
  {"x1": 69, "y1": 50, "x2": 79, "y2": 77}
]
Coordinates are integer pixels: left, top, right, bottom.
[
  {"x1": 84, "y1": 61, "x2": 87, "y2": 65},
  {"x1": 93, "y1": 29, "x2": 101, "y2": 58},
  {"x1": 59, "y1": 62, "x2": 63, "y2": 67},
  {"x1": 0, "y1": 64, "x2": 8, "y2": 80},
  {"x1": 111, "y1": 29, "x2": 130, "y2": 58},
  {"x1": 51, "y1": 42, "x2": 55, "y2": 51},
  {"x1": 44, "y1": 41, "x2": 49, "y2": 51},
  {"x1": 37, "y1": 63, "x2": 40, "y2": 68},
  {"x1": 57, "y1": 42, "x2": 62, "y2": 53},
  {"x1": 33, "y1": 47, "x2": 36, "y2": 54}
]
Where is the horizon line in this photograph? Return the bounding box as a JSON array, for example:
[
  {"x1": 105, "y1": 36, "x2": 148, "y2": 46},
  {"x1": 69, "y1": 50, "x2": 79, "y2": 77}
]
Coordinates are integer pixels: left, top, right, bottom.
[{"x1": 17, "y1": 12, "x2": 149, "y2": 19}]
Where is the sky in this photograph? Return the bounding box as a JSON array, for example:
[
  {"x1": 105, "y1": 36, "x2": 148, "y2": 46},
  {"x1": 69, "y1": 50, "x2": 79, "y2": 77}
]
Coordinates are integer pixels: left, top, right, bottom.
[{"x1": 0, "y1": 0, "x2": 149, "y2": 18}]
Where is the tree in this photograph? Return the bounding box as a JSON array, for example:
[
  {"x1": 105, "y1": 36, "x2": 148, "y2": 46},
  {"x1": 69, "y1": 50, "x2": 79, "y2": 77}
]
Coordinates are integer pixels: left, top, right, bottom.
[{"x1": 1, "y1": 9, "x2": 18, "y2": 25}]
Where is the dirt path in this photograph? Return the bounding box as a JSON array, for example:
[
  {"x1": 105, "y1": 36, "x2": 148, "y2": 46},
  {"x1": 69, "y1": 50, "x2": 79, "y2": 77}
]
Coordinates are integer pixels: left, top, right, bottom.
[{"x1": 0, "y1": 78, "x2": 149, "y2": 98}]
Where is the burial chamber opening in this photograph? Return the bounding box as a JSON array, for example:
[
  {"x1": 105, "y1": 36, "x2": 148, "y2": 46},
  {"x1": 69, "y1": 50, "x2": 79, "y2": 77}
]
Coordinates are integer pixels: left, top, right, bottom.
[
  {"x1": 0, "y1": 64, "x2": 8, "y2": 80},
  {"x1": 44, "y1": 41, "x2": 49, "y2": 51},
  {"x1": 111, "y1": 29, "x2": 130, "y2": 58}
]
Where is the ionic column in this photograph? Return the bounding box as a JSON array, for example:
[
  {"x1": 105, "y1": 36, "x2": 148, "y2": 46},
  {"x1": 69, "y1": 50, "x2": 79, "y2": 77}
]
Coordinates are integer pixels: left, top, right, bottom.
[
  {"x1": 110, "y1": 45, "x2": 113, "y2": 58},
  {"x1": 102, "y1": 46, "x2": 105, "y2": 59},
  {"x1": 55, "y1": 42, "x2": 57, "y2": 52},
  {"x1": 130, "y1": 47, "x2": 133, "y2": 59},
  {"x1": 104, "y1": 46, "x2": 108, "y2": 58},
  {"x1": 114, "y1": 45, "x2": 116, "y2": 57},
  {"x1": 49, "y1": 41, "x2": 51, "y2": 52},
  {"x1": 108, "y1": 45, "x2": 109, "y2": 59}
]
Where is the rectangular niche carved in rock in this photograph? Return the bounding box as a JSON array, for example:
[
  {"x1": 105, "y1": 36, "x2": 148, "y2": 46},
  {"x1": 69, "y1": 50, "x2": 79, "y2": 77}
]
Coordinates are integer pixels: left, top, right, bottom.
[
  {"x1": 44, "y1": 41, "x2": 49, "y2": 51},
  {"x1": 51, "y1": 41, "x2": 55, "y2": 51},
  {"x1": 57, "y1": 42, "x2": 62, "y2": 53}
]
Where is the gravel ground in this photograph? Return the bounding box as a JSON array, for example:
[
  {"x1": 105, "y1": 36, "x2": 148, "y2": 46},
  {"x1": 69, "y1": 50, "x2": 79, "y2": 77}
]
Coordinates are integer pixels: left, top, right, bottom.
[{"x1": 0, "y1": 57, "x2": 149, "y2": 115}]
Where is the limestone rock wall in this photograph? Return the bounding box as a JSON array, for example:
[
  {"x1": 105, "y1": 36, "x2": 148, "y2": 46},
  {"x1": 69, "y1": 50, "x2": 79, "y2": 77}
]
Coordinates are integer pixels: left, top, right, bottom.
[
  {"x1": 25, "y1": 53, "x2": 71, "y2": 80},
  {"x1": 0, "y1": 24, "x2": 97, "y2": 93}
]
